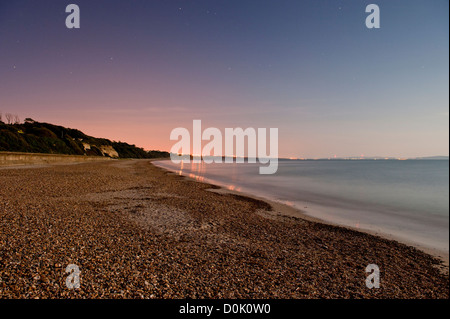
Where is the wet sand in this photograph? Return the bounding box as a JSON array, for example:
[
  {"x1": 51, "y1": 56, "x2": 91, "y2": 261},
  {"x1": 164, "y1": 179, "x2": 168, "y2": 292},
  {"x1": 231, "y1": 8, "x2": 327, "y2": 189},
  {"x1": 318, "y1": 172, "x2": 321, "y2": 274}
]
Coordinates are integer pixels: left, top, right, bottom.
[{"x1": 0, "y1": 159, "x2": 448, "y2": 298}]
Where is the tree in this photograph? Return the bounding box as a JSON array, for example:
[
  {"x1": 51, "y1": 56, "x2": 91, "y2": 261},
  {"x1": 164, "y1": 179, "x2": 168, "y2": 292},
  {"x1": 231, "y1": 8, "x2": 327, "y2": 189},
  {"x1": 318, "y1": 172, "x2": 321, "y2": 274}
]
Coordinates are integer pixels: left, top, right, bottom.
[
  {"x1": 5, "y1": 113, "x2": 13, "y2": 124},
  {"x1": 13, "y1": 114, "x2": 20, "y2": 124},
  {"x1": 0, "y1": 112, "x2": 2, "y2": 123}
]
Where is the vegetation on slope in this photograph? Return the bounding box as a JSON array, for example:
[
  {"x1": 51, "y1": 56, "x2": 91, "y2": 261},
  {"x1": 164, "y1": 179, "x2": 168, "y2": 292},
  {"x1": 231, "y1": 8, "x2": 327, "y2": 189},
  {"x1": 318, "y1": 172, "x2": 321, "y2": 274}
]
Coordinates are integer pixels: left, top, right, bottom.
[{"x1": 0, "y1": 117, "x2": 169, "y2": 159}]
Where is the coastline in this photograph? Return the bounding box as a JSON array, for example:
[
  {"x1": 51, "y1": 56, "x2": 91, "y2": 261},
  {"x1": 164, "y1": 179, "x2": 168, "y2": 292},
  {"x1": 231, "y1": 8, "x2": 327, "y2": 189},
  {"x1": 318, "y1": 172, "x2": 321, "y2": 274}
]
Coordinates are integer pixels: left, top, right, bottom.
[
  {"x1": 207, "y1": 187, "x2": 450, "y2": 270},
  {"x1": 154, "y1": 160, "x2": 450, "y2": 269},
  {"x1": 0, "y1": 159, "x2": 448, "y2": 298}
]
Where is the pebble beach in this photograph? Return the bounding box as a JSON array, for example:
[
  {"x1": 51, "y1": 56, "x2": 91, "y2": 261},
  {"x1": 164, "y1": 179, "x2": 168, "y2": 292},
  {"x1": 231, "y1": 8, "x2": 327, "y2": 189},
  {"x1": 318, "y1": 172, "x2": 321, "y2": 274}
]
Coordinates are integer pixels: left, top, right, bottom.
[{"x1": 0, "y1": 160, "x2": 448, "y2": 298}]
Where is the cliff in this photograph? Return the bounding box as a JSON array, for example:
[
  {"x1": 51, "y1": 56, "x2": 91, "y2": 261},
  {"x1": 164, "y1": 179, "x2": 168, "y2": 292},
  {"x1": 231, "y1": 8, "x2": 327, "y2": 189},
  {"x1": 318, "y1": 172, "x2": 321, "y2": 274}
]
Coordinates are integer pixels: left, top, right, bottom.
[{"x1": 0, "y1": 119, "x2": 169, "y2": 159}]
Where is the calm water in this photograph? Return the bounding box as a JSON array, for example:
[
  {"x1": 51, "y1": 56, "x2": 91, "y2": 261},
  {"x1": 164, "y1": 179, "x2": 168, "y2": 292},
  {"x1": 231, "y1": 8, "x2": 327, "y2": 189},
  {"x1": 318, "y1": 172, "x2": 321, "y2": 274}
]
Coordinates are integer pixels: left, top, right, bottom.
[{"x1": 154, "y1": 160, "x2": 449, "y2": 253}]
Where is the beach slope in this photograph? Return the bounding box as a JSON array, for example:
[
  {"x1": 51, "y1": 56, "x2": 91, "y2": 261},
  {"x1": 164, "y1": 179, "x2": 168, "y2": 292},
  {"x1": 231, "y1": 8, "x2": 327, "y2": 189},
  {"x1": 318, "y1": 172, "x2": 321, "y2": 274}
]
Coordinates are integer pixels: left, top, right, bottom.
[{"x1": 0, "y1": 160, "x2": 448, "y2": 298}]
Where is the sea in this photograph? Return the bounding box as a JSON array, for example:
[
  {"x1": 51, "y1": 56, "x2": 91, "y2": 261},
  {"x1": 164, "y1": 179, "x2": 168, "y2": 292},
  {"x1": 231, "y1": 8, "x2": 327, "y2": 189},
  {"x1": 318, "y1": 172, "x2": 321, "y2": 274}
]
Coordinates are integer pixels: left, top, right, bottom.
[{"x1": 154, "y1": 159, "x2": 449, "y2": 254}]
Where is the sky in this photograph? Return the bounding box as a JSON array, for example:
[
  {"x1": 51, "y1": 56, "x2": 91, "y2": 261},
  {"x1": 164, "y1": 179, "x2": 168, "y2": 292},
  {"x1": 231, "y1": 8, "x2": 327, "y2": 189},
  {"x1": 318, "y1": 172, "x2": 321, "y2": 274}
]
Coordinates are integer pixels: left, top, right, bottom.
[{"x1": 0, "y1": 0, "x2": 448, "y2": 158}]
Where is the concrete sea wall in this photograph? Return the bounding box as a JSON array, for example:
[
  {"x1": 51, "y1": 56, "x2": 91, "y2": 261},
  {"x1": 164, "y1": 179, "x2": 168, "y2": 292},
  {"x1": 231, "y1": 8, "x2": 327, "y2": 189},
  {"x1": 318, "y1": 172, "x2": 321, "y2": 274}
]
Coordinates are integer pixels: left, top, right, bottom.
[{"x1": 0, "y1": 152, "x2": 111, "y2": 166}]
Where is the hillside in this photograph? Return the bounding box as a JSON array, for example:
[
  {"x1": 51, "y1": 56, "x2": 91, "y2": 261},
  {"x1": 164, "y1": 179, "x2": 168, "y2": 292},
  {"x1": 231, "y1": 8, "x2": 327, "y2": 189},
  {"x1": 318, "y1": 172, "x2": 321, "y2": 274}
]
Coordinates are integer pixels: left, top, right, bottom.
[{"x1": 0, "y1": 118, "x2": 170, "y2": 159}]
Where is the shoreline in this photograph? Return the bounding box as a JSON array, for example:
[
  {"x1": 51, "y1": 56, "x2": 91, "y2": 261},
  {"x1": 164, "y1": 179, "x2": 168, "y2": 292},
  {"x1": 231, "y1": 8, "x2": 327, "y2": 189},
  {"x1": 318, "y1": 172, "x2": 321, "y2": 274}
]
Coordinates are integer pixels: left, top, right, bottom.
[
  {"x1": 0, "y1": 159, "x2": 448, "y2": 298},
  {"x1": 154, "y1": 161, "x2": 449, "y2": 269},
  {"x1": 208, "y1": 187, "x2": 450, "y2": 270}
]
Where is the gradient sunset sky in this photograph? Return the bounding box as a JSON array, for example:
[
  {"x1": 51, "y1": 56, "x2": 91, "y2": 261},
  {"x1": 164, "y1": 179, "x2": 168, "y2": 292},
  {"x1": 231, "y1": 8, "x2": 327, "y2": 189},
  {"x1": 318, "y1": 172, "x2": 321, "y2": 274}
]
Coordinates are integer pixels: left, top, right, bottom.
[{"x1": 0, "y1": 0, "x2": 448, "y2": 158}]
